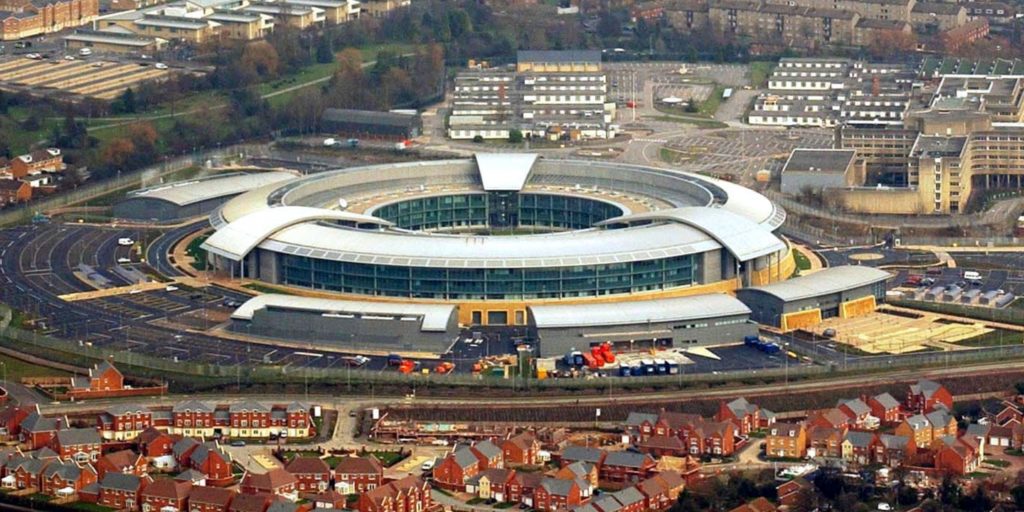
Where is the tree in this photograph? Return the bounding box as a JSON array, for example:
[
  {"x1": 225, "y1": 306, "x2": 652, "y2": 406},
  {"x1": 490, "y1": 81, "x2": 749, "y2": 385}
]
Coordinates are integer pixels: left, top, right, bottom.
[
  {"x1": 1011, "y1": 485, "x2": 1024, "y2": 510},
  {"x1": 315, "y1": 36, "x2": 335, "y2": 64},
  {"x1": 128, "y1": 122, "x2": 159, "y2": 166},
  {"x1": 472, "y1": 135, "x2": 483, "y2": 143},
  {"x1": 597, "y1": 11, "x2": 621, "y2": 39},
  {"x1": 100, "y1": 138, "x2": 135, "y2": 169},
  {"x1": 240, "y1": 41, "x2": 281, "y2": 79},
  {"x1": 508, "y1": 129, "x2": 523, "y2": 143},
  {"x1": 115, "y1": 88, "x2": 137, "y2": 114}
]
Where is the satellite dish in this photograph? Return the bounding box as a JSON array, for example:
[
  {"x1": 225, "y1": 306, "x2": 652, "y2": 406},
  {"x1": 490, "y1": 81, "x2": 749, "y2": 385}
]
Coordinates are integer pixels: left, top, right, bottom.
[{"x1": 338, "y1": 198, "x2": 349, "y2": 210}]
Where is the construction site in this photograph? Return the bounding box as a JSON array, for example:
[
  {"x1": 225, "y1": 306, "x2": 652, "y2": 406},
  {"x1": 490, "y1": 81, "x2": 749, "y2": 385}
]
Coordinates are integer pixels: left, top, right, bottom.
[{"x1": 802, "y1": 307, "x2": 1019, "y2": 355}]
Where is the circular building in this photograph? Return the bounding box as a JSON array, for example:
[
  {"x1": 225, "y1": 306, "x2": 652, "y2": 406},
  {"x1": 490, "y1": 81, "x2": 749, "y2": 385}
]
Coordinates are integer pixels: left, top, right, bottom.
[{"x1": 204, "y1": 155, "x2": 798, "y2": 355}]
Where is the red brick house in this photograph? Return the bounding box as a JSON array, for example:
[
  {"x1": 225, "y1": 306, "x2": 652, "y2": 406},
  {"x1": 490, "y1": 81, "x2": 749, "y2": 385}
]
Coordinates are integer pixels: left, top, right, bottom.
[
  {"x1": 555, "y1": 461, "x2": 597, "y2": 491},
  {"x1": 471, "y1": 440, "x2": 504, "y2": 470},
  {"x1": 19, "y1": 412, "x2": 62, "y2": 449},
  {"x1": 355, "y1": 475, "x2": 432, "y2": 512},
  {"x1": 837, "y1": 399, "x2": 874, "y2": 429},
  {"x1": 599, "y1": 451, "x2": 656, "y2": 486},
  {"x1": 141, "y1": 478, "x2": 192, "y2": 512},
  {"x1": 686, "y1": 420, "x2": 736, "y2": 457},
  {"x1": 10, "y1": 149, "x2": 63, "y2": 180},
  {"x1": 907, "y1": 380, "x2": 953, "y2": 414},
  {"x1": 8, "y1": 457, "x2": 50, "y2": 491},
  {"x1": 137, "y1": 427, "x2": 177, "y2": 458},
  {"x1": 188, "y1": 443, "x2": 233, "y2": 486},
  {"x1": 808, "y1": 408, "x2": 851, "y2": 431},
  {"x1": 638, "y1": 435, "x2": 687, "y2": 458},
  {"x1": 624, "y1": 413, "x2": 658, "y2": 443},
  {"x1": 40, "y1": 460, "x2": 97, "y2": 497},
  {"x1": 807, "y1": 426, "x2": 843, "y2": 459},
  {"x1": 0, "y1": 180, "x2": 31, "y2": 204},
  {"x1": 866, "y1": 393, "x2": 902, "y2": 424},
  {"x1": 533, "y1": 478, "x2": 583, "y2": 512},
  {"x1": 189, "y1": 485, "x2": 237, "y2": 512},
  {"x1": 53, "y1": 428, "x2": 102, "y2": 463},
  {"x1": 310, "y1": 489, "x2": 348, "y2": 509},
  {"x1": 334, "y1": 455, "x2": 383, "y2": 494},
  {"x1": 635, "y1": 471, "x2": 684, "y2": 511},
  {"x1": 654, "y1": 412, "x2": 704, "y2": 438},
  {"x1": 98, "y1": 450, "x2": 148, "y2": 478},
  {"x1": 285, "y1": 456, "x2": 330, "y2": 494},
  {"x1": 776, "y1": 478, "x2": 812, "y2": 510},
  {"x1": 241, "y1": 468, "x2": 298, "y2": 499},
  {"x1": 875, "y1": 434, "x2": 915, "y2": 467},
  {"x1": 433, "y1": 447, "x2": 484, "y2": 491},
  {"x1": 228, "y1": 400, "x2": 272, "y2": 438},
  {"x1": 730, "y1": 497, "x2": 777, "y2": 512},
  {"x1": 507, "y1": 471, "x2": 543, "y2": 506},
  {"x1": 171, "y1": 401, "x2": 216, "y2": 437},
  {"x1": 0, "y1": 405, "x2": 33, "y2": 440},
  {"x1": 99, "y1": 404, "x2": 153, "y2": 441},
  {"x1": 502, "y1": 433, "x2": 541, "y2": 465},
  {"x1": 934, "y1": 436, "x2": 981, "y2": 476},
  {"x1": 993, "y1": 400, "x2": 1023, "y2": 426},
  {"x1": 228, "y1": 493, "x2": 274, "y2": 512},
  {"x1": 97, "y1": 472, "x2": 152, "y2": 511},
  {"x1": 715, "y1": 398, "x2": 774, "y2": 435},
  {"x1": 82, "y1": 361, "x2": 124, "y2": 392}
]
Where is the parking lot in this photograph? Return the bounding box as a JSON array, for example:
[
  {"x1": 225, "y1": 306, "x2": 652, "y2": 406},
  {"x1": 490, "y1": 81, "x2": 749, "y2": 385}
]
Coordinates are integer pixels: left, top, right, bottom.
[
  {"x1": 660, "y1": 128, "x2": 833, "y2": 183},
  {"x1": 0, "y1": 56, "x2": 170, "y2": 99}
]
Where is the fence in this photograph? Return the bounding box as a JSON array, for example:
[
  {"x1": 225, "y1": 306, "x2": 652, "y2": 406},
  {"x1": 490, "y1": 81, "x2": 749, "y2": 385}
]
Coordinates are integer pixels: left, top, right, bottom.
[
  {"x1": 3, "y1": 303, "x2": 1024, "y2": 392},
  {"x1": 0, "y1": 143, "x2": 269, "y2": 228}
]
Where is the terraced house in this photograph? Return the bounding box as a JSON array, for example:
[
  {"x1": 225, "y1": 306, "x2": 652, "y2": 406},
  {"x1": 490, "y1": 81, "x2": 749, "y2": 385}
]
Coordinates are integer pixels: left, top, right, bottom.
[{"x1": 0, "y1": 0, "x2": 97, "y2": 40}]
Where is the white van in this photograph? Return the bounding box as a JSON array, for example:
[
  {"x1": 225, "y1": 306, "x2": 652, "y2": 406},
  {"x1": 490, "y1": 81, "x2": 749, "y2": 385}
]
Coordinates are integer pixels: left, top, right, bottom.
[
  {"x1": 963, "y1": 270, "x2": 982, "y2": 281},
  {"x1": 78, "y1": 48, "x2": 92, "y2": 57},
  {"x1": 118, "y1": 237, "x2": 134, "y2": 246}
]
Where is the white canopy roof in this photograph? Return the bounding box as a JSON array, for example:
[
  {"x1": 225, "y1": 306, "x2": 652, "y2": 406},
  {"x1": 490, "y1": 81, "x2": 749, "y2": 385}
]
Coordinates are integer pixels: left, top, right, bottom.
[
  {"x1": 232, "y1": 294, "x2": 455, "y2": 331},
  {"x1": 597, "y1": 206, "x2": 787, "y2": 261},
  {"x1": 202, "y1": 206, "x2": 392, "y2": 261},
  {"x1": 475, "y1": 153, "x2": 539, "y2": 191}
]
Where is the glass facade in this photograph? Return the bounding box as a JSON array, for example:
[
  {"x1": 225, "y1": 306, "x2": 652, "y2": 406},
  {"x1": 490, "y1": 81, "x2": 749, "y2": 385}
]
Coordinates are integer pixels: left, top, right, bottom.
[
  {"x1": 373, "y1": 193, "x2": 624, "y2": 231},
  {"x1": 278, "y1": 254, "x2": 698, "y2": 300}
]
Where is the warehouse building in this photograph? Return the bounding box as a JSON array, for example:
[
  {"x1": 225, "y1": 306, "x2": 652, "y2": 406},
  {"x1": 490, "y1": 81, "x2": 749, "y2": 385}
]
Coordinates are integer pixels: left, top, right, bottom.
[
  {"x1": 736, "y1": 265, "x2": 891, "y2": 331},
  {"x1": 230, "y1": 294, "x2": 460, "y2": 354},
  {"x1": 321, "y1": 109, "x2": 422, "y2": 140},
  {"x1": 529, "y1": 294, "x2": 755, "y2": 357},
  {"x1": 63, "y1": 29, "x2": 167, "y2": 54},
  {"x1": 113, "y1": 171, "x2": 295, "y2": 221}
]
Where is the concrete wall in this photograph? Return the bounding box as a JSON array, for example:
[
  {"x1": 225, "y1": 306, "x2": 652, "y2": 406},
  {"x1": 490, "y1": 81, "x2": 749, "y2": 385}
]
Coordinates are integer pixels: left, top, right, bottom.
[
  {"x1": 231, "y1": 306, "x2": 459, "y2": 354},
  {"x1": 534, "y1": 314, "x2": 756, "y2": 357},
  {"x1": 781, "y1": 171, "x2": 849, "y2": 195}
]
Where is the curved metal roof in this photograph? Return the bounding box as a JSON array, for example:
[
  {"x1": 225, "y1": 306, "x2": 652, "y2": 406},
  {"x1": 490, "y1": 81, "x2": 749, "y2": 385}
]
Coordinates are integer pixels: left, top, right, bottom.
[
  {"x1": 596, "y1": 207, "x2": 787, "y2": 261},
  {"x1": 476, "y1": 153, "x2": 538, "y2": 191},
  {"x1": 529, "y1": 293, "x2": 751, "y2": 328},
  {"x1": 739, "y1": 265, "x2": 891, "y2": 302},
  {"x1": 202, "y1": 206, "x2": 393, "y2": 261},
  {"x1": 207, "y1": 157, "x2": 787, "y2": 268},
  {"x1": 231, "y1": 294, "x2": 455, "y2": 332},
  {"x1": 124, "y1": 171, "x2": 295, "y2": 207}
]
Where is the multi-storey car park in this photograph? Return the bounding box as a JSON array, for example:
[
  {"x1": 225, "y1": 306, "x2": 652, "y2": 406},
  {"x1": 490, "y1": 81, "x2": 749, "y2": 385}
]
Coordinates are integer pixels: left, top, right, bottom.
[{"x1": 196, "y1": 155, "x2": 891, "y2": 357}]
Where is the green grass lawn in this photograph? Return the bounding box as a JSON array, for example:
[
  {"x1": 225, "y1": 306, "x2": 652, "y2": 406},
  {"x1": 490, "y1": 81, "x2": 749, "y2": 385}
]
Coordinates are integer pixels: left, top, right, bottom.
[
  {"x1": 748, "y1": 61, "x2": 774, "y2": 88},
  {"x1": 242, "y1": 283, "x2": 296, "y2": 295},
  {"x1": 68, "y1": 502, "x2": 115, "y2": 512},
  {"x1": 955, "y1": 329, "x2": 1022, "y2": 348},
  {"x1": 984, "y1": 458, "x2": 1011, "y2": 468},
  {"x1": 792, "y1": 248, "x2": 811, "y2": 272},
  {"x1": 186, "y1": 234, "x2": 210, "y2": 271},
  {"x1": 651, "y1": 115, "x2": 727, "y2": 129},
  {"x1": 367, "y1": 450, "x2": 406, "y2": 467},
  {"x1": 0, "y1": 352, "x2": 70, "y2": 380}
]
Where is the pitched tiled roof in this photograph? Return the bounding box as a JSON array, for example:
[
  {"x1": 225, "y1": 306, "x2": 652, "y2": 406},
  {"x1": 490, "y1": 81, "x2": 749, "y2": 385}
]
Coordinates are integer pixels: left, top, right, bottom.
[
  {"x1": 562, "y1": 446, "x2": 605, "y2": 464},
  {"x1": 844, "y1": 431, "x2": 875, "y2": 448},
  {"x1": 101, "y1": 450, "x2": 141, "y2": 470},
  {"x1": 244, "y1": 468, "x2": 297, "y2": 491},
  {"x1": 173, "y1": 438, "x2": 200, "y2": 459},
  {"x1": 839, "y1": 399, "x2": 871, "y2": 417},
  {"x1": 142, "y1": 478, "x2": 192, "y2": 500},
  {"x1": 603, "y1": 451, "x2": 652, "y2": 469},
  {"x1": 873, "y1": 392, "x2": 900, "y2": 410},
  {"x1": 473, "y1": 440, "x2": 502, "y2": 460},
  {"x1": 613, "y1": 486, "x2": 645, "y2": 506},
  {"x1": 189, "y1": 485, "x2": 236, "y2": 506},
  {"x1": 229, "y1": 400, "x2": 270, "y2": 413},
  {"x1": 57, "y1": 428, "x2": 101, "y2": 446},
  {"x1": 540, "y1": 477, "x2": 577, "y2": 497},
  {"x1": 285, "y1": 456, "x2": 329, "y2": 475},
  {"x1": 101, "y1": 473, "x2": 146, "y2": 492},
  {"x1": 878, "y1": 434, "x2": 910, "y2": 450},
  {"x1": 911, "y1": 379, "x2": 943, "y2": 400},
  {"x1": 21, "y1": 413, "x2": 58, "y2": 432},
  {"x1": 172, "y1": 400, "x2": 213, "y2": 413},
  {"x1": 625, "y1": 412, "x2": 659, "y2": 427},
  {"x1": 175, "y1": 469, "x2": 207, "y2": 483},
  {"x1": 42, "y1": 461, "x2": 83, "y2": 481},
  {"x1": 334, "y1": 456, "x2": 382, "y2": 474}
]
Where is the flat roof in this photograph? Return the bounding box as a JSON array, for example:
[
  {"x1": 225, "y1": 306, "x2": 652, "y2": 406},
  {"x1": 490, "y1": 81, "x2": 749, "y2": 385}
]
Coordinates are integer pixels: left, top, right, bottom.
[
  {"x1": 231, "y1": 294, "x2": 455, "y2": 331},
  {"x1": 597, "y1": 207, "x2": 786, "y2": 262},
  {"x1": 783, "y1": 149, "x2": 856, "y2": 174},
  {"x1": 475, "y1": 153, "x2": 538, "y2": 192},
  {"x1": 740, "y1": 265, "x2": 891, "y2": 302},
  {"x1": 125, "y1": 172, "x2": 295, "y2": 207},
  {"x1": 530, "y1": 293, "x2": 750, "y2": 328},
  {"x1": 63, "y1": 30, "x2": 158, "y2": 47},
  {"x1": 321, "y1": 108, "x2": 419, "y2": 128},
  {"x1": 517, "y1": 50, "x2": 601, "y2": 64}
]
